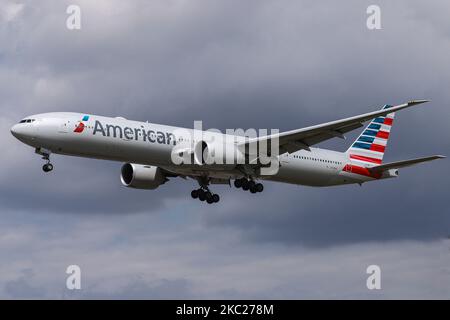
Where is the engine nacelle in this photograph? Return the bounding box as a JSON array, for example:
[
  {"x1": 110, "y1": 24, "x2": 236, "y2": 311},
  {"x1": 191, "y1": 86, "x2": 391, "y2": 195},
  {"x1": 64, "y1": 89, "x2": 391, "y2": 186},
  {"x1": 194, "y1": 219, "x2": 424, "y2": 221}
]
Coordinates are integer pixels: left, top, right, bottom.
[
  {"x1": 382, "y1": 168, "x2": 399, "y2": 179},
  {"x1": 120, "y1": 163, "x2": 167, "y2": 189},
  {"x1": 193, "y1": 140, "x2": 245, "y2": 165}
]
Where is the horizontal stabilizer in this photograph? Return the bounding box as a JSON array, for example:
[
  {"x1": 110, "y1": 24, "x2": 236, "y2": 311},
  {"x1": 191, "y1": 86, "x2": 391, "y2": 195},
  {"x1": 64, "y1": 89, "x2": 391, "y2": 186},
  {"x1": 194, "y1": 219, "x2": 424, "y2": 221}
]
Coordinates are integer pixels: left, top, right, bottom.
[{"x1": 369, "y1": 155, "x2": 445, "y2": 172}]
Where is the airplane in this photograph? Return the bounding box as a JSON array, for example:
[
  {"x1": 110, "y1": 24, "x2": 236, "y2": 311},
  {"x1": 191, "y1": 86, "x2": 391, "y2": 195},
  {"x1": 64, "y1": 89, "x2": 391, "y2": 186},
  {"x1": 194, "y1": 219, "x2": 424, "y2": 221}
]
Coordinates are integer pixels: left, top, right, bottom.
[{"x1": 10, "y1": 100, "x2": 445, "y2": 204}]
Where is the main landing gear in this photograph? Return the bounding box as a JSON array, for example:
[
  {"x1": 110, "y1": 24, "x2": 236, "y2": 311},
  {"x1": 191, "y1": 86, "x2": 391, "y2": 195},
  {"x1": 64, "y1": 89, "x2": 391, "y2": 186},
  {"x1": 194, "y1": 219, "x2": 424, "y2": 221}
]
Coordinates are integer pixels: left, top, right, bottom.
[
  {"x1": 191, "y1": 177, "x2": 220, "y2": 204},
  {"x1": 191, "y1": 188, "x2": 220, "y2": 204},
  {"x1": 234, "y1": 178, "x2": 264, "y2": 193}
]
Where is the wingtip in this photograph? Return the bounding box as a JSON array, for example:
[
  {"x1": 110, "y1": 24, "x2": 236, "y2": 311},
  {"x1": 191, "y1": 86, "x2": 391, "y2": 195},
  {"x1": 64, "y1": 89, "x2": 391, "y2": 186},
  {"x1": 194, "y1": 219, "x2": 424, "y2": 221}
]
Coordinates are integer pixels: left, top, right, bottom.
[
  {"x1": 408, "y1": 99, "x2": 430, "y2": 105},
  {"x1": 435, "y1": 155, "x2": 446, "y2": 159}
]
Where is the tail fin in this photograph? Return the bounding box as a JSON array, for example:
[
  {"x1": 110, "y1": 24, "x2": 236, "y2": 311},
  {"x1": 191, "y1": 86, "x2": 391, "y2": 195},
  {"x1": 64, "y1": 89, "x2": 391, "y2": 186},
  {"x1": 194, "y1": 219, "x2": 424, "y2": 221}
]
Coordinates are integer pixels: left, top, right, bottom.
[{"x1": 346, "y1": 104, "x2": 395, "y2": 166}]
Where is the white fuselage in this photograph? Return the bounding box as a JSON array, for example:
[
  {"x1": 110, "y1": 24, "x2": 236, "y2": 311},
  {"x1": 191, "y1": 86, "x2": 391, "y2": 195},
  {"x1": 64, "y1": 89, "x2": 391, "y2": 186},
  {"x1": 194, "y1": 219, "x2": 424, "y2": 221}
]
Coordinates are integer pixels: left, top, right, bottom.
[{"x1": 10, "y1": 112, "x2": 380, "y2": 187}]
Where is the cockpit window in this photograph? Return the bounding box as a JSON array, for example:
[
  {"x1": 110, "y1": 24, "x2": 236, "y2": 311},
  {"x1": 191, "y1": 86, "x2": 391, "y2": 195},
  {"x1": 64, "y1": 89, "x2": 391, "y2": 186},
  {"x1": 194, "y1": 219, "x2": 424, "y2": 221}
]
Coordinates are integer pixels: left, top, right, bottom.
[{"x1": 19, "y1": 119, "x2": 35, "y2": 123}]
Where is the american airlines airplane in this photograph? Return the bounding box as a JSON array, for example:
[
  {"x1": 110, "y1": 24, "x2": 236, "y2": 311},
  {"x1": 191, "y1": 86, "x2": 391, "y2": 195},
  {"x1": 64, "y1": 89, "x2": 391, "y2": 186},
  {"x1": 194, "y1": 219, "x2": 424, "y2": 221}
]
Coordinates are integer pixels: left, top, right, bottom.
[{"x1": 10, "y1": 100, "x2": 444, "y2": 204}]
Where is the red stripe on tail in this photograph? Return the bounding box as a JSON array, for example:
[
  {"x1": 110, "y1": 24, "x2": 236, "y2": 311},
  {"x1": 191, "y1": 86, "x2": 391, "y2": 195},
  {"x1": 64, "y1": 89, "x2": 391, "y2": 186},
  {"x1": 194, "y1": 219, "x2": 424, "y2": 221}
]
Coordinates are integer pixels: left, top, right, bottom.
[
  {"x1": 370, "y1": 144, "x2": 385, "y2": 153},
  {"x1": 384, "y1": 118, "x2": 394, "y2": 126},
  {"x1": 350, "y1": 154, "x2": 382, "y2": 164},
  {"x1": 376, "y1": 131, "x2": 389, "y2": 139}
]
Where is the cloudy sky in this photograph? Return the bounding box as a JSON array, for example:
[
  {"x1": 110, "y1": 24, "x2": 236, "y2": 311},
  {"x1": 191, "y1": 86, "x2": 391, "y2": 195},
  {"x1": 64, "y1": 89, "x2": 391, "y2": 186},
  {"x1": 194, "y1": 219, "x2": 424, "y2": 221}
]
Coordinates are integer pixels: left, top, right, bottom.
[{"x1": 0, "y1": 0, "x2": 449, "y2": 299}]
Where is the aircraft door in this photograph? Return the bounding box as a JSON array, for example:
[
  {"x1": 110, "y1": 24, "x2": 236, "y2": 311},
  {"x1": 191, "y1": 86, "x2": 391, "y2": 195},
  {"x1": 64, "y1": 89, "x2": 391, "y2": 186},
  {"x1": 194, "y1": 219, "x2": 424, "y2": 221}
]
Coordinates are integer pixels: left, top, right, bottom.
[
  {"x1": 280, "y1": 153, "x2": 290, "y2": 165},
  {"x1": 58, "y1": 120, "x2": 69, "y2": 133}
]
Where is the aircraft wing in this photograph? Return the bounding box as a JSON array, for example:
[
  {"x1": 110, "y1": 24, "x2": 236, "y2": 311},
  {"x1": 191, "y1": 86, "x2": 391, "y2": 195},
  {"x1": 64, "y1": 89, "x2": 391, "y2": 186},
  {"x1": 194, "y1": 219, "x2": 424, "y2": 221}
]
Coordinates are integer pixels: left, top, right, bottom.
[
  {"x1": 368, "y1": 155, "x2": 445, "y2": 172},
  {"x1": 239, "y1": 100, "x2": 429, "y2": 154}
]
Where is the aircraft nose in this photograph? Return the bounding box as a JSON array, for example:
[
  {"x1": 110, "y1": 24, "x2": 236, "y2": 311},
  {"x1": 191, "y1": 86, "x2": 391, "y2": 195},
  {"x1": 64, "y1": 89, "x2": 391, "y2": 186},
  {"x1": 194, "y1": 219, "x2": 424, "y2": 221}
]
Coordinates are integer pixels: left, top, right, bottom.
[
  {"x1": 10, "y1": 124, "x2": 19, "y2": 138},
  {"x1": 10, "y1": 123, "x2": 28, "y2": 141}
]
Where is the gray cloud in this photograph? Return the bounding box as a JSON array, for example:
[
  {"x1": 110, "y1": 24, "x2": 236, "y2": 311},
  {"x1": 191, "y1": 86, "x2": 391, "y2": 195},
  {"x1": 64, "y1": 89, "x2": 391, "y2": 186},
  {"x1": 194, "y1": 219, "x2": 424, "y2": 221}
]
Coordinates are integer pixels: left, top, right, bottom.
[
  {"x1": 0, "y1": 209, "x2": 448, "y2": 299},
  {"x1": 0, "y1": 0, "x2": 449, "y2": 298}
]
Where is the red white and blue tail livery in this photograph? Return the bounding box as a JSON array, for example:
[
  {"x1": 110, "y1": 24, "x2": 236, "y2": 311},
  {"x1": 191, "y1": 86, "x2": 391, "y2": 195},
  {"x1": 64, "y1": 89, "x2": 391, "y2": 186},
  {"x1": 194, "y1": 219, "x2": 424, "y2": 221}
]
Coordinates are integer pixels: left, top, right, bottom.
[{"x1": 346, "y1": 104, "x2": 395, "y2": 166}]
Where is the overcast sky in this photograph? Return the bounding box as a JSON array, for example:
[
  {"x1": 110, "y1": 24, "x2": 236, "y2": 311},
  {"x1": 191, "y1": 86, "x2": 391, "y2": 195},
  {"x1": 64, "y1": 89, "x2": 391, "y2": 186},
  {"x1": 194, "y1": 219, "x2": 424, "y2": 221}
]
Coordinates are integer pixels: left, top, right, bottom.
[{"x1": 0, "y1": 0, "x2": 449, "y2": 299}]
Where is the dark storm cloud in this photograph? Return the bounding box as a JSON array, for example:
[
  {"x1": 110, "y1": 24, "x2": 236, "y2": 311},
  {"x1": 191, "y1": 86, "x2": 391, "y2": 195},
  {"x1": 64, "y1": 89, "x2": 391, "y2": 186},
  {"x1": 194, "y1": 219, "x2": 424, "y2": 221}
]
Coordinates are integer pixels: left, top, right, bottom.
[
  {"x1": 0, "y1": 210, "x2": 448, "y2": 299},
  {"x1": 0, "y1": 0, "x2": 449, "y2": 298}
]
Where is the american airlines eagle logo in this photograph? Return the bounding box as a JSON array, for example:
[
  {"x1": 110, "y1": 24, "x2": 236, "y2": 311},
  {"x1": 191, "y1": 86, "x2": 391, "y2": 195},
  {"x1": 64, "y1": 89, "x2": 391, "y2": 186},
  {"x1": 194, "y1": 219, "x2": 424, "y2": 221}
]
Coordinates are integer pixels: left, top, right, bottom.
[{"x1": 74, "y1": 115, "x2": 89, "y2": 133}]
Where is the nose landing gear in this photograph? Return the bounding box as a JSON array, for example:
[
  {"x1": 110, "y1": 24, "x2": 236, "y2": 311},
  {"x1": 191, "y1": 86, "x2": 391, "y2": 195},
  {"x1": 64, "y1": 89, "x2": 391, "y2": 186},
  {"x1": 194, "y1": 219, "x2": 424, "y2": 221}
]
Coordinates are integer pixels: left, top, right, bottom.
[
  {"x1": 38, "y1": 149, "x2": 54, "y2": 173},
  {"x1": 42, "y1": 163, "x2": 54, "y2": 173}
]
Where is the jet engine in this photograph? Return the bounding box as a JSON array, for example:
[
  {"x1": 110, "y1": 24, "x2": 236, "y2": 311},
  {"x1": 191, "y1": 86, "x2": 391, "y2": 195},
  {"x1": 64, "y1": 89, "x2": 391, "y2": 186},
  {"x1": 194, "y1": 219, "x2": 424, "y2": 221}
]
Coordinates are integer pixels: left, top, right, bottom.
[
  {"x1": 120, "y1": 163, "x2": 167, "y2": 189},
  {"x1": 193, "y1": 140, "x2": 245, "y2": 166}
]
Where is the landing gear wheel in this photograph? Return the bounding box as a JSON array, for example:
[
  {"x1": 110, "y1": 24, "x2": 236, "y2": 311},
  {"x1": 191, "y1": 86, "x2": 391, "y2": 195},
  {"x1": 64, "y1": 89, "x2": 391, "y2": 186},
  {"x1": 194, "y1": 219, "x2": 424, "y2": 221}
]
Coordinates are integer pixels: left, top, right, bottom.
[
  {"x1": 191, "y1": 189, "x2": 199, "y2": 199},
  {"x1": 250, "y1": 185, "x2": 258, "y2": 193},
  {"x1": 198, "y1": 189, "x2": 206, "y2": 201},
  {"x1": 242, "y1": 180, "x2": 250, "y2": 190},
  {"x1": 42, "y1": 163, "x2": 53, "y2": 173},
  {"x1": 234, "y1": 179, "x2": 243, "y2": 188},
  {"x1": 195, "y1": 177, "x2": 220, "y2": 204},
  {"x1": 248, "y1": 180, "x2": 255, "y2": 190},
  {"x1": 255, "y1": 183, "x2": 264, "y2": 193},
  {"x1": 205, "y1": 191, "x2": 213, "y2": 203}
]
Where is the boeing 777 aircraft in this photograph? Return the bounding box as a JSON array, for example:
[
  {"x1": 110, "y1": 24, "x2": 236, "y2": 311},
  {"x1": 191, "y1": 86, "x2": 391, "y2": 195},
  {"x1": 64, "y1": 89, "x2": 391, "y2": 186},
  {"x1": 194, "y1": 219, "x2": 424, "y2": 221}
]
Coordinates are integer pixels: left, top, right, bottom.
[{"x1": 10, "y1": 100, "x2": 444, "y2": 204}]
